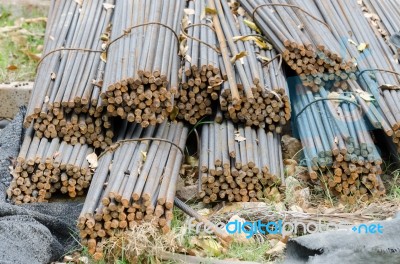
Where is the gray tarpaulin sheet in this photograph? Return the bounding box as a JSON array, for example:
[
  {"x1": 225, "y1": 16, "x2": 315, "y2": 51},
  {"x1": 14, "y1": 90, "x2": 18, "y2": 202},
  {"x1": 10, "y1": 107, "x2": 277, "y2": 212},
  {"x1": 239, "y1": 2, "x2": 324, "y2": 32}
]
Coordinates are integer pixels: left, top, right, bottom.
[
  {"x1": 0, "y1": 108, "x2": 83, "y2": 264},
  {"x1": 284, "y1": 218, "x2": 400, "y2": 264},
  {"x1": 0, "y1": 107, "x2": 25, "y2": 186}
]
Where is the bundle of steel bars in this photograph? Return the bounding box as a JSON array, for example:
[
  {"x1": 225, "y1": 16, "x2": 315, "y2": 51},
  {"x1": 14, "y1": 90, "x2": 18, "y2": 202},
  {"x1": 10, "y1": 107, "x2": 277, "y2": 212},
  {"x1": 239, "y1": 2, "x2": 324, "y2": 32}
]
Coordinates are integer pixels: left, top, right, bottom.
[
  {"x1": 7, "y1": 127, "x2": 94, "y2": 204},
  {"x1": 308, "y1": 0, "x2": 400, "y2": 152},
  {"x1": 238, "y1": 0, "x2": 400, "y2": 152},
  {"x1": 99, "y1": 0, "x2": 185, "y2": 127},
  {"x1": 210, "y1": 0, "x2": 291, "y2": 131},
  {"x1": 198, "y1": 118, "x2": 284, "y2": 203},
  {"x1": 77, "y1": 121, "x2": 188, "y2": 256},
  {"x1": 24, "y1": 0, "x2": 115, "y2": 149},
  {"x1": 219, "y1": 47, "x2": 291, "y2": 132},
  {"x1": 292, "y1": 83, "x2": 385, "y2": 203},
  {"x1": 177, "y1": 0, "x2": 222, "y2": 125},
  {"x1": 238, "y1": 0, "x2": 358, "y2": 92}
]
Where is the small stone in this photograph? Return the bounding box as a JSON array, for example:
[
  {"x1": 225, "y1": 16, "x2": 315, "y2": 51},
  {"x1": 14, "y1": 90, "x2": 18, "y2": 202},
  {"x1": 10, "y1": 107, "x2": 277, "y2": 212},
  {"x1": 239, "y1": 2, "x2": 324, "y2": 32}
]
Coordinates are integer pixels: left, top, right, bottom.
[
  {"x1": 63, "y1": 256, "x2": 74, "y2": 262},
  {"x1": 78, "y1": 256, "x2": 89, "y2": 264},
  {"x1": 281, "y1": 135, "x2": 302, "y2": 161},
  {"x1": 176, "y1": 185, "x2": 197, "y2": 201},
  {"x1": 285, "y1": 176, "x2": 302, "y2": 205},
  {"x1": 285, "y1": 176, "x2": 310, "y2": 208},
  {"x1": 294, "y1": 166, "x2": 310, "y2": 182}
]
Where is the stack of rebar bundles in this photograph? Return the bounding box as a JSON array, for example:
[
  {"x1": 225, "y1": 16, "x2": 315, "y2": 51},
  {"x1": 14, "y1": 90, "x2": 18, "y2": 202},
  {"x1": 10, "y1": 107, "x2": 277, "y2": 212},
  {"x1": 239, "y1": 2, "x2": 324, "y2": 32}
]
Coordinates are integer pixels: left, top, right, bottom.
[
  {"x1": 238, "y1": 0, "x2": 358, "y2": 92},
  {"x1": 77, "y1": 121, "x2": 188, "y2": 256},
  {"x1": 16, "y1": 0, "x2": 400, "y2": 255},
  {"x1": 100, "y1": 0, "x2": 185, "y2": 127},
  {"x1": 207, "y1": 0, "x2": 291, "y2": 131},
  {"x1": 236, "y1": 0, "x2": 400, "y2": 200},
  {"x1": 177, "y1": 0, "x2": 223, "y2": 124},
  {"x1": 198, "y1": 118, "x2": 284, "y2": 203},
  {"x1": 7, "y1": 127, "x2": 94, "y2": 204},
  {"x1": 292, "y1": 84, "x2": 385, "y2": 203},
  {"x1": 24, "y1": 0, "x2": 115, "y2": 149}
]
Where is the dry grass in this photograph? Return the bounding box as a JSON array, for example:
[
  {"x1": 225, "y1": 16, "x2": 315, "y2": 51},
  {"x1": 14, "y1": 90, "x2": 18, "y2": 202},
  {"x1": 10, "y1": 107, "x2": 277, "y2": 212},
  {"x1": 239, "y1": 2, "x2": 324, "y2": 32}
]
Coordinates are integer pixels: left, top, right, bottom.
[{"x1": 102, "y1": 221, "x2": 178, "y2": 264}]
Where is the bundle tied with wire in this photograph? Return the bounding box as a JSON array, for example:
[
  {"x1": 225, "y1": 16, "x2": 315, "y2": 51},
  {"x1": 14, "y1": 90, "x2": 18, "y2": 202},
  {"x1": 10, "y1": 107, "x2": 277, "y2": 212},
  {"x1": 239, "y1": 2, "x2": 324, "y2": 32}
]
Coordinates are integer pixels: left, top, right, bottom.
[
  {"x1": 24, "y1": 0, "x2": 115, "y2": 149},
  {"x1": 77, "y1": 121, "x2": 188, "y2": 257},
  {"x1": 198, "y1": 117, "x2": 285, "y2": 203},
  {"x1": 292, "y1": 83, "x2": 385, "y2": 203},
  {"x1": 313, "y1": 0, "x2": 400, "y2": 153},
  {"x1": 210, "y1": 0, "x2": 291, "y2": 131},
  {"x1": 238, "y1": 0, "x2": 358, "y2": 92},
  {"x1": 99, "y1": 0, "x2": 185, "y2": 128},
  {"x1": 177, "y1": 0, "x2": 223, "y2": 125}
]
